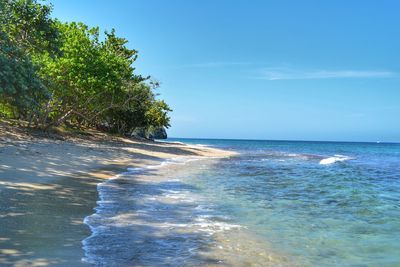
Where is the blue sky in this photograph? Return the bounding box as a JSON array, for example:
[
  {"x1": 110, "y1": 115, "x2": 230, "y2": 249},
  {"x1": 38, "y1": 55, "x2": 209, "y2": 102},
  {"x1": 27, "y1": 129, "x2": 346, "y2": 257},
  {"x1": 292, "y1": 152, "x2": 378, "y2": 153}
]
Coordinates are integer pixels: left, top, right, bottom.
[{"x1": 51, "y1": 0, "x2": 400, "y2": 142}]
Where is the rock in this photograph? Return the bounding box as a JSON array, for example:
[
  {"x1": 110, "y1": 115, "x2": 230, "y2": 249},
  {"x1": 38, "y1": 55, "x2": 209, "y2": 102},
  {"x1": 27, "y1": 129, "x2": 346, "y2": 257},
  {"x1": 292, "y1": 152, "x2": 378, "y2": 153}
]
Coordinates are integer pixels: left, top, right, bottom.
[
  {"x1": 130, "y1": 126, "x2": 167, "y2": 140},
  {"x1": 147, "y1": 127, "x2": 167, "y2": 140},
  {"x1": 131, "y1": 127, "x2": 146, "y2": 139}
]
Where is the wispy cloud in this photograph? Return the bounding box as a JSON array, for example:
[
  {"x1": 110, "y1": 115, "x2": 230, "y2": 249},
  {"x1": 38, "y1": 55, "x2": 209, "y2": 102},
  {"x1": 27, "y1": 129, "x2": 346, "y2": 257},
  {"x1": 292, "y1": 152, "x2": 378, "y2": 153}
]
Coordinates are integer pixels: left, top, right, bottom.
[{"x1": 258, "y1": 67, "x2": 396, "y2": 80}]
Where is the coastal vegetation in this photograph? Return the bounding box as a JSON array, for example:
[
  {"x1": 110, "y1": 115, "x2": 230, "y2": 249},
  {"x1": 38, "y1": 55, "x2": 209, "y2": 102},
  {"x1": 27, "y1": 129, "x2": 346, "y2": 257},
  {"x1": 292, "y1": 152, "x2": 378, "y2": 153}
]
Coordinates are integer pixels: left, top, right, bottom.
[{"x1": 0, "y1": 0, "x2": 171, "y2": 136}]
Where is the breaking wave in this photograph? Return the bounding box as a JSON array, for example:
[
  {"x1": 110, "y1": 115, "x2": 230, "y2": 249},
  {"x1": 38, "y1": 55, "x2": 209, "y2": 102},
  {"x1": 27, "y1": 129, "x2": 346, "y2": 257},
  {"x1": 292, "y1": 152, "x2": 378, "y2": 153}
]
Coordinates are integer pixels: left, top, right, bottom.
[{"x1": 319, "y1": 154, "x2": 353, "y2": 165}]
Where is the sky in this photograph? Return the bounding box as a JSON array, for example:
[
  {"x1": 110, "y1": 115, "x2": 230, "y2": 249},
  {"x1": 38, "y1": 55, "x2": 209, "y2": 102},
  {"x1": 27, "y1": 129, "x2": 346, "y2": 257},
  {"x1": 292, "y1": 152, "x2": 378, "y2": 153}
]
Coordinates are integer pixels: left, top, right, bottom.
[{"x1": 51, "y1": 0, "x2": 400, "y2": 142}]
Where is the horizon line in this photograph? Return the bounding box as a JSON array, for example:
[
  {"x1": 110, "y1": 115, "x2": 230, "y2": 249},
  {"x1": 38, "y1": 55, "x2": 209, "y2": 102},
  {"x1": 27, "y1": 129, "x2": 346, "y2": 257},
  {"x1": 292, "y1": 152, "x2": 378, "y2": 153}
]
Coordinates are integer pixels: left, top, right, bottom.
[{"x1": 166, "y1": 137, "x2": 399, "y2": 144}]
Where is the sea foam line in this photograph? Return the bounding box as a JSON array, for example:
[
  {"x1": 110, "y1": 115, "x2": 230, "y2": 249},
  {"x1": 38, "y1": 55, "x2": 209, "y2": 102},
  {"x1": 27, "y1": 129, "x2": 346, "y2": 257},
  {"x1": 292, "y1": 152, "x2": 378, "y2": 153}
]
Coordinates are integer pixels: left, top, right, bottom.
[
  {"x1": 81, "y1": 154, "x2": 222, "y2": 264},
  {"x1": 319, "y1": 154, "x2": 354, "y2": 165}
]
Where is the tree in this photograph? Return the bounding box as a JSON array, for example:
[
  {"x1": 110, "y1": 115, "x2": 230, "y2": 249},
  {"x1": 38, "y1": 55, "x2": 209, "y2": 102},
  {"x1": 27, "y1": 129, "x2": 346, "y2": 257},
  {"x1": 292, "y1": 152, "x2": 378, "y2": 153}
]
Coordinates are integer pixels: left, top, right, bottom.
[
  {"x1": 0, "y1": 0, "x2": 58, "y2": 120},
  {"x1": 0, "y1": 0, "x2": 171, "y2": 136},
  {"x1": 38, "y1": 22, "x2": 140, "y2": 127},
  {"x1": 1, "y1": 0, "x2": 60, "y2": 55}
]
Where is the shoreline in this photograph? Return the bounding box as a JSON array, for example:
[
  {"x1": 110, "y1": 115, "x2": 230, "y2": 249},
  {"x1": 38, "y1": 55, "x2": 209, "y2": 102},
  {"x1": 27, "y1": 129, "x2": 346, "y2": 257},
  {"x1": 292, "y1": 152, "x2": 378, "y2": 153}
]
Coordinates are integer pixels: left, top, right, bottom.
[
  {"x1": 0, "y1": 123, "x2": 235, "y2": 266},
  {"x1": 80, "y1": 149, "x2": 294, "y2": 266}
]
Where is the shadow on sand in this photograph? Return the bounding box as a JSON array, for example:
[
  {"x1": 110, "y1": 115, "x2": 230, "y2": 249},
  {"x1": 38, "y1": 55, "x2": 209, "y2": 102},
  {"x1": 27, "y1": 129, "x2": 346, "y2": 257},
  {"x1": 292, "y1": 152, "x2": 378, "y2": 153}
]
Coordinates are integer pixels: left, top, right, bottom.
[{"x1": 0, "y1": 135, "x2": 217, "y2": 266}]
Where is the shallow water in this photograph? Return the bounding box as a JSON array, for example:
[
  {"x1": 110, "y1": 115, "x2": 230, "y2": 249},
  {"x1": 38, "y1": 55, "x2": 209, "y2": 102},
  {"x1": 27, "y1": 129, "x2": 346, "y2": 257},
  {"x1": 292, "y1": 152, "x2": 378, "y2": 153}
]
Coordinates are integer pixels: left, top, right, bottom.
[{"x1": 84, "y1": 139, "x2": 400, "y2": 266}]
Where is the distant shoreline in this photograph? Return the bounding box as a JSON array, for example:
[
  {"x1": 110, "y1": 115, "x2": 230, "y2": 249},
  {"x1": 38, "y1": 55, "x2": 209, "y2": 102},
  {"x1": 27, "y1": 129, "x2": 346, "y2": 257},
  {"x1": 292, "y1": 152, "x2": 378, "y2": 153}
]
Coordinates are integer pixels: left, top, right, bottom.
[{"x1": 0, "y1": 123, "x2": 234, "y2": 266}]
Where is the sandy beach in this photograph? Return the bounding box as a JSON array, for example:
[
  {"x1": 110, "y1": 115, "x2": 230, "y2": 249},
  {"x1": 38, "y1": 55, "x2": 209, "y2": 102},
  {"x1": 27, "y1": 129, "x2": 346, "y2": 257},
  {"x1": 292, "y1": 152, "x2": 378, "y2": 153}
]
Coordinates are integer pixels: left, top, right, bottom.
[{"x1": 0, "y1": 122, "x2": 234, "y2": 266}]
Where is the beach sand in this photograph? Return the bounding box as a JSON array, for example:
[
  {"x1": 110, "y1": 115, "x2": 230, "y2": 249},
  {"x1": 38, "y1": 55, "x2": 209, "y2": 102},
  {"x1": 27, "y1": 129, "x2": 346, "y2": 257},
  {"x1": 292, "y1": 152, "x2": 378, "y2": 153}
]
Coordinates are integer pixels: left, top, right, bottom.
[{"x1": 0, "y1": 122, "x2": 234, "y2": 266}]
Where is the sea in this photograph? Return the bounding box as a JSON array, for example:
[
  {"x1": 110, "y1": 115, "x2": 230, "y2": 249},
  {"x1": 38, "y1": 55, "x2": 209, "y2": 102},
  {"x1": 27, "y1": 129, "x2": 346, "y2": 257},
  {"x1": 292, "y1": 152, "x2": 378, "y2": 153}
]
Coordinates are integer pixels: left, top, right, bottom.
[{"x1": 82, "y1": 138, "x2": 400, "y2": 267}]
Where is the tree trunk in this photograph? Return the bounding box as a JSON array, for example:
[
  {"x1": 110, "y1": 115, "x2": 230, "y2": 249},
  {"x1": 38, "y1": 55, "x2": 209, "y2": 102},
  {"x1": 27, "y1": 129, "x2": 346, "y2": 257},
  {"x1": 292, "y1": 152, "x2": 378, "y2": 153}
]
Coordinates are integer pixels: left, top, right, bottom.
[{"x1": 44, "y1": 109, "x2": 74, "y2": 130}]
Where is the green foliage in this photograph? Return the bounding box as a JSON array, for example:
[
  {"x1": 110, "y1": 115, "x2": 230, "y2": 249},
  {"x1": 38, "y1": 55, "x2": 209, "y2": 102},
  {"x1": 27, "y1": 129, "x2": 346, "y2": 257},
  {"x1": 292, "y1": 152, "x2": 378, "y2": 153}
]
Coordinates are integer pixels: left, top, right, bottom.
[
  {"x1": 0, "y1": 0, "x2": 57, "y2": 119},
  {"x1": 146, "y1": 100, "x2": 171, "y2": 128},
  {"x1": 1, "y1": 0, "x2": 60, "y2": 55},
  {"x1": 0, "y1": 0, "x2": 171, "y2": 136},
  {"x1": 0, "y1": 26, "x2": 48, "y2": 118}
]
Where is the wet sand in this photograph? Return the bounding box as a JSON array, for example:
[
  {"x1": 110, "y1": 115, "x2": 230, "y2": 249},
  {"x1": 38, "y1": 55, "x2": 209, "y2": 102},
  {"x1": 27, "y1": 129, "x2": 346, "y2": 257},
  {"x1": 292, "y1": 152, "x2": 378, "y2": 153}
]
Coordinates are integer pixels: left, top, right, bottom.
[
  {"x1": 81, "y1": 155, "x2": 296, "y2": 267},
  {"x1": 0, "y1": 123, "x2": 234, "y2": 266}
]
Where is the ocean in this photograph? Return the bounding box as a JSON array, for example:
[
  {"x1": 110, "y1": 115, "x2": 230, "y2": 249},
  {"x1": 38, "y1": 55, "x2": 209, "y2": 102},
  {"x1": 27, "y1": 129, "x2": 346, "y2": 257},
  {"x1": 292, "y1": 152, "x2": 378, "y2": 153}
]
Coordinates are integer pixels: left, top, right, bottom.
[{"x1": 83, "y1": 139, "x2": 400, "y2": 266}]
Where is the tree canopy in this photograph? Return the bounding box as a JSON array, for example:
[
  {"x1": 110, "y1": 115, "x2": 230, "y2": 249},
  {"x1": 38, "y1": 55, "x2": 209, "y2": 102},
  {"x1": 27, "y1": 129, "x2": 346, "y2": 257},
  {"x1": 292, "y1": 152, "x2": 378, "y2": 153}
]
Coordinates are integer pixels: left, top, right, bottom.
[{"x1": 0, "y1": 0, "x2": 171, "y2": 137}]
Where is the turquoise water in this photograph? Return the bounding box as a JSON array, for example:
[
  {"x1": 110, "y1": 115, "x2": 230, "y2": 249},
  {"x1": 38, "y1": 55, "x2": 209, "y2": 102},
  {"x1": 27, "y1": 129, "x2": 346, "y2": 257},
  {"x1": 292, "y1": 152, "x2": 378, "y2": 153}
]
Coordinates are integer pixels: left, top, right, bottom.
[
  {"x1": 169, "y1": 138, "x2": 400, "y2": 266},
  {"x1": 84, "y1": 139, "x2": 400, "y2": 266}
]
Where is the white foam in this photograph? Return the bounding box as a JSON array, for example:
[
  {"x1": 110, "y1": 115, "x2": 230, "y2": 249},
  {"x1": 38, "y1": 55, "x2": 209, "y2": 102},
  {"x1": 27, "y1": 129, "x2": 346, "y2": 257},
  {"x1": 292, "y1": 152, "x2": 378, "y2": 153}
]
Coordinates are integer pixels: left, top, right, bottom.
[
  {"x1": 194, "y1": 144, "x2": 211, "y2": 148},
  {"x1": 155, "y1": 140, "x2": 186, "y2": 145},
  {"x1": 319, "y1": 155, "x2": 353, "y2": 165},
  {"x1": 168, "y1": 179, "x2": 181, "y2": 182},
  {"x1": 83, "y1": 156, "x2": 203, "y2": 262},
  {"x1": 193, "y1": 216, "x2": 242, "y2": 233},
  {"x1": 126, "y1": 167, "x2": 144, "y2": 172},
  {"x1": 125, "y1": 156, "x2": 204, "y2": 174},
  {"x1": 82, "y1": 154, "x2": 229, "y2": 264},
  {"x1": 157, "y1": 215, "x2": 242, "y2": 234}
]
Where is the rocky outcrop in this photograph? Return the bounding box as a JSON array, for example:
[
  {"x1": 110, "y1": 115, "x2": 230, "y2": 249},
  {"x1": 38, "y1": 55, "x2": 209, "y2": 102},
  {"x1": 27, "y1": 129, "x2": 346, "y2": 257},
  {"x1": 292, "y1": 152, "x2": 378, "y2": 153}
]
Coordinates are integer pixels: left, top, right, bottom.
[
  {"x1": 131, "y1": 126, "x2": 167, "y2": 140},
  {"x1": 130, "y1": 127, "x2": 147, "y2": 140},
  {"x1": 147, "y1": 126, "x2": 167, "y2": 139}
]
